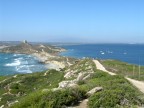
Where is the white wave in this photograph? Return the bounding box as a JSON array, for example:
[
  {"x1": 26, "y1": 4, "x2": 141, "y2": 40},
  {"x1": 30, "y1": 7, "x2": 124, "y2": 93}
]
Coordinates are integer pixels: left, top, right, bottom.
[
  {"x1": 5, "y1": 58, "x2": 8, "y2": 59},
  {"x1": 17, "y1": 69, "x2": 32, "y2": 73},
  {"x1": 28, "y1": 55, "x2": 32, "y2": 57},
  {"x1": 101, "y1": 52, "x2": 105, "y2": 55},
  {"x1": 17, "y1": 57, "x2": 23, "y2": 60},
  {"x1": 29, "y1": 65, "x2": 35, "y2": 67},
  {"x1": 13, "y1": 54, "x2": 17, "y2": 57},
  {"x1": 16, "y1": 65, "x2": 32, "y2": 73},
  {"x1": 5, "y1": 60, "x2": 21, "y2": 66}
]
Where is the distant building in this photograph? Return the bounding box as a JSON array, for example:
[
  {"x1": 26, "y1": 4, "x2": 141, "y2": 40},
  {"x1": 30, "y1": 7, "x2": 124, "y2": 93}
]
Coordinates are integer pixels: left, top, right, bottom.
[{"x1": 23, "y1": 40, "x2": 27, "y2": 43}]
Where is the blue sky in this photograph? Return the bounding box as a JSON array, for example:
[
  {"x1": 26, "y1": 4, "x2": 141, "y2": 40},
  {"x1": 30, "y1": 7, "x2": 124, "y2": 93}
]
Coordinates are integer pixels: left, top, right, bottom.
[{"x1": 0, "y1": 0, "x2": 144, "y2": 43}]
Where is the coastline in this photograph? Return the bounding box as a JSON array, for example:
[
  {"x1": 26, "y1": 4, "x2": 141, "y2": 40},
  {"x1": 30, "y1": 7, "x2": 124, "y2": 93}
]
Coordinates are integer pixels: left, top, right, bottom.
[
  {"x1": 0, "y1": 42, "x2": 70, "y2": 72},
  {"x1": 32, "y1": 52, "x2": 66, "y2": 70}
]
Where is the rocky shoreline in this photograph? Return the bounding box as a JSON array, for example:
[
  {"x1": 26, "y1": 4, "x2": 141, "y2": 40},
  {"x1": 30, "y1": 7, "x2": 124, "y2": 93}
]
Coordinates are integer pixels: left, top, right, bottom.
[{"x1": 0, "y1": 41, "x2": 76, "y2": 71}]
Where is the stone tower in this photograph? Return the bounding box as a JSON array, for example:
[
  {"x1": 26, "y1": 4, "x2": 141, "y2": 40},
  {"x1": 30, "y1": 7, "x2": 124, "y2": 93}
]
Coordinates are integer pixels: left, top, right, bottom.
[{"x1": 23, "y1": 40, "x2": 27, "y2": 44}]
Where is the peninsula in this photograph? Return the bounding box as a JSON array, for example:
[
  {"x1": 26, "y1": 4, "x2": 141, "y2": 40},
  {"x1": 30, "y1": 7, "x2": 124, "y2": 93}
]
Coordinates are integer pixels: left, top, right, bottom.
[
  {"x1": 0, "y1": 41, "x2": 144, "y2": 108},
  {"x1": 0, "y1": 40, "x2": 76, "y2": 70}
]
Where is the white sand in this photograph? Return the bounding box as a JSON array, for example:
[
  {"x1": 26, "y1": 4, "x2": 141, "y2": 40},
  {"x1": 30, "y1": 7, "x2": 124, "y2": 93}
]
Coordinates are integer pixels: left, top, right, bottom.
[{"x1": 93, "y1": 60, "x2": 116, "y2": 75}]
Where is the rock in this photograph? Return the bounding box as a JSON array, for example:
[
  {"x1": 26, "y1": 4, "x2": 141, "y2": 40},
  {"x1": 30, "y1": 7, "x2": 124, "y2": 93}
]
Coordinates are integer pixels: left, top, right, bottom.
[
  {"x1": 58, "y1": 81, "x2": 71, "y2": 88},
  {"x1": 58, "y1": 80, "x2": 77, "y2": 88},
  {"x1": 76, "y1": 99, "x2": 88, "y2": 108},
  {"x1": 64, "y1": 71, "x2": 74, "y2": 79},
  {"x1": 13, "y1": 75, "x2": 17, "y2": 78},
  {"x1": 82, "y1": 74, "x2": 91, "y2": 80},
  {"x1": 120, "y1": 98, "x2": 129, "y2": 106},
  {"x1": 52, "y1": 88, "x2": 62, "y2": 92},
  {"x1": 67, "y1": 83, "x2": 79, "y2": 88},
  {"x1": 76, "y1": 73, "x2": 86, "y2": 81},
  {"x1": 7, "y1": 100, "x2": 19, "y2": 107},
  {"x1": 87, "y1": 87, "x2": 103, "y2": 96},
  {"x1": 0, "y1": 105, "x2": 4, "y2": 108}
]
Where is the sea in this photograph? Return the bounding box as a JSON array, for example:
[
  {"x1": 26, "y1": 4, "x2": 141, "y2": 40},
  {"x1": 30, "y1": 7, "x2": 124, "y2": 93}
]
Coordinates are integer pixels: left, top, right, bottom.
[
  {"x1": 1, "y1": 44, "x2": 144, "y2": 76},
  {"x1": 0, "y1": 53, "x2": 47, "y2": 76},
  {"x1": 60, "y1": 44, "x2": 144, "y2": 66}
]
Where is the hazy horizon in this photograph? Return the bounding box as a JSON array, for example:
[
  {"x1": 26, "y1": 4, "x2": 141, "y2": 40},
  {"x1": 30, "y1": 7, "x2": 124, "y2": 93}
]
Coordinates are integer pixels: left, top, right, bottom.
[{"x1": 0, "y1": 0, "x2": 144, "y2": 43}]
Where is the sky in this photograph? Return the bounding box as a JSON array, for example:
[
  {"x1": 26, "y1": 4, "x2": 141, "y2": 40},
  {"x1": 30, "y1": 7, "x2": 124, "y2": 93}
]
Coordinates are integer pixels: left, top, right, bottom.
[{"x1": 0, "y1": 0, "x2": 144, "y2": 43}]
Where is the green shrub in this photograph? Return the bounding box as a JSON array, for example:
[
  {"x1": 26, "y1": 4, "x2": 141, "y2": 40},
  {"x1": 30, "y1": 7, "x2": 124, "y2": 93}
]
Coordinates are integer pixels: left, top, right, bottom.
[
  {"x1": 11, "y1": 88, "x2": 87, "y2": 108},
  {"x1": 88, "y1": 75, "x2": 144, "y2": 108}
]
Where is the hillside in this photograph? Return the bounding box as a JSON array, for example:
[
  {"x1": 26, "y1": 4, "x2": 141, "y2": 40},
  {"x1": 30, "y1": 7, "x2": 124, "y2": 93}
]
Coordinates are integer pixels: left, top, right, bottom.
[
  {"x1": 0, "y1": 41, "x2": 64, "y2": 54},
  {"x1": 0, "y1": 59, "x2": 144, "y2": 108},
  {"x1": 0, "y1": 41, "x2": 76, "y2": 70},
  {"x1": 0, "y1": 42, "x2": 144, "y2": 108},
  {"x1": 100, "y1": 59, "x2": 144, "y2": 81}
]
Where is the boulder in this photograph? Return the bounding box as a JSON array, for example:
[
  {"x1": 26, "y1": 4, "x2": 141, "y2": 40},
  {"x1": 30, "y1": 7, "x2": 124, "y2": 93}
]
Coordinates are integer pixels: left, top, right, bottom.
[
  {"x1": 64, "y1": 71, "x2": 74, "y2": 79},
  {"x1": 52, "y1": 88, "x2": 62, "y2": 92},
  {"x1": 58, "y1": 81, "x2": 72, "y2": 88},
  {"x1": 82, "y1": 74, "x2": 91, "y2": 80},
  {"x1": 67, "y1": 83, "x2": 79, "y2": 88},
  {"x1": 87, "y1": 87, "x2": 103, "y2": 96},
  {"x1": 76, "y1": 73, "x2": 85, "y2": 81},
  {"x1": 58, "y1": 80, "x2": 77, "y2": 88}
]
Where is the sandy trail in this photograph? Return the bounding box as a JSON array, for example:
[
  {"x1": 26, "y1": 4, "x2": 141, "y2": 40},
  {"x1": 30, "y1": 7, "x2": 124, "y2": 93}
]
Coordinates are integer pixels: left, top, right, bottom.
[
  {"x1": 93, "y1": 60, "x2": 144, "y2": 94},
  {"x1": 76, "y1": 99, "x2": 88, "y2": 108},
  {"x1": 125, "y1": 77, "x2": 144, "y2": 93},
  {"x1": 93, "y1": 60, "x2": 116, "y2": 75}
]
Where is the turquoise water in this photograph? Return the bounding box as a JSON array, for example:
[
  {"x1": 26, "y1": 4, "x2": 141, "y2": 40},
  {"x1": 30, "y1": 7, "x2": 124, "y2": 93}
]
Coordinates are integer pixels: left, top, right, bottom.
[
  {"x1": 60, "y1": 44, "x2": 144, "y2": 66},
  {"x1": 0, "y1": 53, "x2": 47, "y2": 75}
]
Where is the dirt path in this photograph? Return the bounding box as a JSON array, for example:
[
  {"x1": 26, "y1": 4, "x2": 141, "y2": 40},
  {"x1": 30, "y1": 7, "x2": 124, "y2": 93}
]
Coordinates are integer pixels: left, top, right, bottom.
[
  {"x1": 76, "y1": 99, "x2": 88, "y2": 108},
  {"x1": 93, "y1": 60, "x2": 144, "y2": 94},
  {"x1": 93, "y1": 60, "x2": 116, "y2": 75}
]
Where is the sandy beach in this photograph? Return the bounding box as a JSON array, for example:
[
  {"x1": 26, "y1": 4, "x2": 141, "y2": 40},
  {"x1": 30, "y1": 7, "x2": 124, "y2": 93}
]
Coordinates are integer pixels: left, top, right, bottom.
[{"x1": 32, "y1": 52, "x2": 66, "y2": 70}]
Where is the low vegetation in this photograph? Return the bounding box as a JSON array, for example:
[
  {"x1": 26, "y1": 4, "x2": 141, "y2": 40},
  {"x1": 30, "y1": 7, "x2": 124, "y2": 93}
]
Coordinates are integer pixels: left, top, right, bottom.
[
  {"x1": 10, "y1": 88, "x2": 86, "y2": 108},
  {"x1": 86, "y1": 72, "x2": 144, "y2": 107},
  {"x1": 100, "y1": 59, "x2": 144, "y2": 81},
  {"x1": 0, "y1": 70, "x2": 64, "y2": 107},
  {"x1": 0, "y1": 59, "x2": 144, "y2": 108}
]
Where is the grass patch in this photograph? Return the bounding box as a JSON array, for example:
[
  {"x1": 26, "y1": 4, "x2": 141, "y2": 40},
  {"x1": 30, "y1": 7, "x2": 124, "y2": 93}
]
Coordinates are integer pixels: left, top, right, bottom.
[
  {"x1": 0, "y1": 69, "x2": 64, "y2": 107},
  {"x1": 100, "y1": 59, "x2": 144, "y2": 81}
]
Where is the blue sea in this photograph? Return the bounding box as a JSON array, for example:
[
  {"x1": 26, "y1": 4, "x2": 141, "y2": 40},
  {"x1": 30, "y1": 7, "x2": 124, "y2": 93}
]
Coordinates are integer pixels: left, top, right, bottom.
[
  {"x1": 0, "y1": 53, "x2": 47, "y2": 76},
  {"x1": 60, "y1": 44, "x2": 144, "y2": 66}
]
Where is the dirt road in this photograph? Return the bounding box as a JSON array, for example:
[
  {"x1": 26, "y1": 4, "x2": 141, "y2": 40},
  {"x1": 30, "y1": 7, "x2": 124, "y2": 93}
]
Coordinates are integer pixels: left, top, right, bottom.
[{"x1": 93, "y1": 60, "x2": 144, "y2": 93}]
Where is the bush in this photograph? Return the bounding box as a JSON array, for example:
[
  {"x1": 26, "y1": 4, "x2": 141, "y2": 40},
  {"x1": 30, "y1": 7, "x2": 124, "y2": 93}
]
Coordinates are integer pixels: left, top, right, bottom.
[
  {"x1": 11, "y1": 88, "x2": 87, "y2": 108},
  {"x1": 88, "y1": 75, "x2": 144, "y2": 108}
]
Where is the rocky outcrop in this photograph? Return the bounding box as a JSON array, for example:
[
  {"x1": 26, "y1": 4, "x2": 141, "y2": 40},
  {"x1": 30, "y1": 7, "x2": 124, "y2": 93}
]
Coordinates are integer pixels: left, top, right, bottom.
[
  {"x1": 58, "y1": 80, "x2": 78, "y2": 88},
  {"x1": 86, "y1": 87, "x2": 103, "y2": 96}
]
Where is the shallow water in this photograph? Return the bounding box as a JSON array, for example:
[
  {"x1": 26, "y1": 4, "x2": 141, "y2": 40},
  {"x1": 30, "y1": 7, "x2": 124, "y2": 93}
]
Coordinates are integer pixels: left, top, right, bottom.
[{"x1": 0, "y1": 53, "x2": 47, "y2": 75}]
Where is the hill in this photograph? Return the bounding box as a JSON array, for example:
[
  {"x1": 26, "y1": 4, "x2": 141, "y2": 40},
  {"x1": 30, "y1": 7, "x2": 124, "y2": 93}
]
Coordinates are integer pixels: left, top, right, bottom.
[
  {"x1": 0, "y1": 41, "x2": 76, "y2": 70},
  {"x1": 0, "y1": 59, "x2": 143, "y2": 108},
  {"x1": 0, "y1": 42, "x2": 144, "y2": 108}
]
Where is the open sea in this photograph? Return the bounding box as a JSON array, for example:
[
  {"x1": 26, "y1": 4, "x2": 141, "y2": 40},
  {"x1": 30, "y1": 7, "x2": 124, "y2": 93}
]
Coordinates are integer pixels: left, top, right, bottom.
[
  {"x1": 60, "y1": 44, "x2": 144, "y2": 66},
  {"x1": 0, "y1": 53, "x2": 47, "y2": 76}
]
